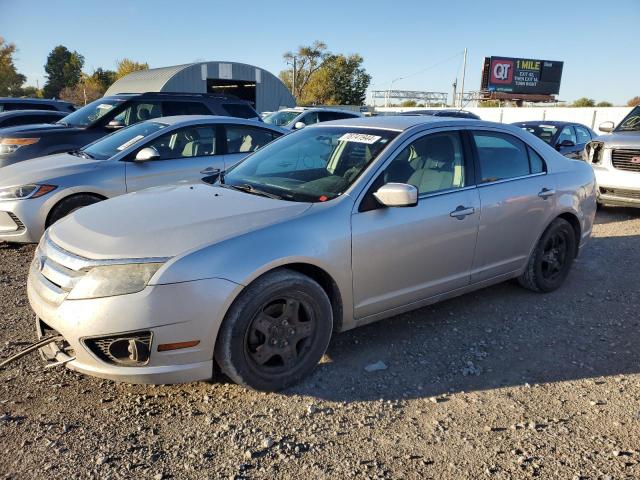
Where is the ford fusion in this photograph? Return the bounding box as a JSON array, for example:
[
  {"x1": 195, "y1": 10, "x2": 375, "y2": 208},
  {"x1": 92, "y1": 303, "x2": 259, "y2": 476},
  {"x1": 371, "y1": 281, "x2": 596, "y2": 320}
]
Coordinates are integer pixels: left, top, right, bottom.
[
  {"x1": 28, "y1": 116, "x2": 597, "y2": 391},
  {"x1": 0, "y1": 115, "x2": 284, "y2": 243}
]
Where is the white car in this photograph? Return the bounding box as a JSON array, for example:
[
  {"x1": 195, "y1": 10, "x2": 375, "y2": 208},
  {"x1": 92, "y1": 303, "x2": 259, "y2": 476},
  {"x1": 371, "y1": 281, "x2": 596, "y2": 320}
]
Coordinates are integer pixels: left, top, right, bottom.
[{"x1": 263, "y1": 107, "x2": 361, "y2": 130}]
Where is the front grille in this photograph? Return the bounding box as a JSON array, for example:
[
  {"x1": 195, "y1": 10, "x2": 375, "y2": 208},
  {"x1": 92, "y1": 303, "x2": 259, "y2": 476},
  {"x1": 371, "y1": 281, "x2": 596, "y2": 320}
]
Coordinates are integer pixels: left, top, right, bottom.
[
  {"x1": 35, "y1": 234, "x2": 88, "y2": 296},
  {"x1": 600, "y1": 187, "x2": 640, "y2": 200},
  {"x1": 612, "y1": 149, "x2": 640, "y2": 172},
  {"x1": 84, "y1": 331, "x2": 152, "y2": 366}
]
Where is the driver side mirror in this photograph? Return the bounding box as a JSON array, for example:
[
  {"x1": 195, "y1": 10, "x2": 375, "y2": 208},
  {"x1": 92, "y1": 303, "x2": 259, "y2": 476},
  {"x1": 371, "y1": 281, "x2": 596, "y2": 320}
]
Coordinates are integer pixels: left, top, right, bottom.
[
  {"x1": 373, "y1": 183, "x2": 418, "y2": 208},
  {"x1": 106, "y1": 119, "x2": 125, "y2": 130},
  {"x1": 598, "y1": 121, "x2": 614, "y2": 133},
  {"x1": 556, "y1": 139, "x2": 576, "y2": 149},
  {"x1": 293, "y1": 121, "x2": 306, "y2": 130},
  {"x1": 134, "y1": 147, "x2": 160, "y2": 162}
]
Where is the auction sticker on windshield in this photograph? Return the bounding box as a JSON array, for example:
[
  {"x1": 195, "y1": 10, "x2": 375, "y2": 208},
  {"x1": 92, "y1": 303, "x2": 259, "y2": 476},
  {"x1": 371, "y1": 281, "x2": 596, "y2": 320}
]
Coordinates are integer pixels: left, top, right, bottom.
[
  {"x1": 339, "y1": 133, "x2": 382, "y2": 144},
  {"x1": 117, "y1": 135, "x2": 145, "y2": 151}
]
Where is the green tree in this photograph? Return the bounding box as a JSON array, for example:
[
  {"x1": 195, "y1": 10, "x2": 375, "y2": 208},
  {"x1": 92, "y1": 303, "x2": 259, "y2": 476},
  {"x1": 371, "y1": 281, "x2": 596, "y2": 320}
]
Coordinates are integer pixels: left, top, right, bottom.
[
  {"x1": 43, "y1": 45, "x2": 84, "y2": 98},
  {"x1": 323, "y1": 54, "x2": 371, "y2": 105},
  {"x1": 400, "y1": 100, "x2": 417, "y2": 107},
  {"x1": 572, "y1": 97, "x2": 595, "y2": 107},
  {"x1": 115, "y1": 59, "x2": 149, "y2": 79},
  {"x1": 596, "y1": 101, "x2": 613, "y2": 107},
  {"x1": 20, "y1": 86, "x2": 43, "y2": 98},
  {"x1": 281, "y1": 41, "x2": 328, "y2": 102},
  {"x1": 91, "y1": 68, "x2": 117, "y2": 91},
  {"x1": 627, "y1": 96, "x2": 640, "y2": 107},
  {"x1": 0, "y1": 37, "x2": 26, "y2": 96},
  {"x1": 59, "y1": 68, "x2": 117, "y2": 105}
]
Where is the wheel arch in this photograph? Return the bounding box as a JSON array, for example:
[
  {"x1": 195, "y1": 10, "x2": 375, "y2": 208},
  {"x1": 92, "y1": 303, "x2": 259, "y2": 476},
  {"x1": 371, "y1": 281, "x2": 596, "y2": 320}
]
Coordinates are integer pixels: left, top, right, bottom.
[
  {"x1": 556, "y1": 211, "x2": 582, "y2": 258},
  {"x1": 45, "y1": 192, "x2": 108, "y2": 228}
]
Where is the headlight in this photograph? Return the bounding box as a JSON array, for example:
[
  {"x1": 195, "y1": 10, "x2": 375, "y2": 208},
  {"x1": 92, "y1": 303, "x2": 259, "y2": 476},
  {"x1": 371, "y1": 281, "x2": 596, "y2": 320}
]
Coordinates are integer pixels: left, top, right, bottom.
[
  {"x1": 67, "y1": 262, "x2": 165, "y2": 300},
  {"x1": 0, "y1": 184, "x2": 57, "y2": 201},
  {"x1": 0, "y1": 137, "x2": 39, "y2": 155}
]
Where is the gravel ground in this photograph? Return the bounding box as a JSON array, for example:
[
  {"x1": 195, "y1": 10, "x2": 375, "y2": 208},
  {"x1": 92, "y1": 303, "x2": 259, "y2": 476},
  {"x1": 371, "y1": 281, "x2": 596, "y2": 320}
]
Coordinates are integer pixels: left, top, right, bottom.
[{"x1": 1, "y1": 207, "x2": 639, "y2": 479}]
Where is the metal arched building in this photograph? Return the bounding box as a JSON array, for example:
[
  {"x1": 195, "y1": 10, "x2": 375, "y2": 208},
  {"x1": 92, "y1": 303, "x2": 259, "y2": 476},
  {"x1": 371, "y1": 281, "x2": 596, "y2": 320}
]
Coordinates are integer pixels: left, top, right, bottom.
[{"x1": 104, "y1": 61, "x2": 295, "y2": 113}]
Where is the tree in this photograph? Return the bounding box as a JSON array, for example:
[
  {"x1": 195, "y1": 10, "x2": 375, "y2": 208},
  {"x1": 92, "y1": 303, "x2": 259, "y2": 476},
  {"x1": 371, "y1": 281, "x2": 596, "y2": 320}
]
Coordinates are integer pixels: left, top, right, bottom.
[
  {"x1": 43, "y1": 45, "x2": 84, "y2": 98},
  {"x1": 59, "y1": 68, "x2": 118, "y2": 105},
  {"x1": 596, "y1": 101, "x2": 613, "y2": 107},
  {"x1": 572, "y1": 97, "x2": 595, "y2": 107},
  {"x1": 0, "y1": 37, "x2": 26, "y2": 96},
  {"x1": 281, "y1": 41, "x2": 328, "y2": 101},
  {"x1": 20, "y1": 86, "x2": 43, "y2": 98},
  {"x1": 323, "y1": 54, "x2": 371, "y2": 105},
  {"x1": 116, "y1": 59, "x2": 149, "y2": 79},
  {"x1": 627, "y1": 96, "x2": 640, "y2": 107}
]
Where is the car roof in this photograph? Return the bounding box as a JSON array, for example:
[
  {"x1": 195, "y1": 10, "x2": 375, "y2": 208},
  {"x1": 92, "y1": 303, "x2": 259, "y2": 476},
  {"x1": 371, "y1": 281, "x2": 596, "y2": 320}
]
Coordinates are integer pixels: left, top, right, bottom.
[
  {"x1": 513, "y1": 120, "x2": 582, "y2": 127},
  {"x1": 0, "y1": 109, "x2": 65, "y2": 116},
  {"x1": 146, "y1": 115, "x2": 287, "y2": 131},
  {"x1": 0, "y1": 97, "x2": 72, "y2": 105},
  {"x1": 307, "y1": 115, "x2": 489, "y2": 132}
]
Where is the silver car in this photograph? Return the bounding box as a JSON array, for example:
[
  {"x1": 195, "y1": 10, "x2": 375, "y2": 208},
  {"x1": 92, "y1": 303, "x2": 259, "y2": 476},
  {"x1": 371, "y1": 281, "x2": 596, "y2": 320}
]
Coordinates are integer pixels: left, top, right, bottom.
[
  {"x1": 584, "y1": 106, "x2": 640, "y2": 207},
  {"x1": 263, "y1": 107, "x2": 362, "y2": 130},
  {"x1": 0, "y1": 115, "x2": 286, "y2": 242},
  {"x1": 27, "y1": 116, "x2": 597, "y2": 391}
]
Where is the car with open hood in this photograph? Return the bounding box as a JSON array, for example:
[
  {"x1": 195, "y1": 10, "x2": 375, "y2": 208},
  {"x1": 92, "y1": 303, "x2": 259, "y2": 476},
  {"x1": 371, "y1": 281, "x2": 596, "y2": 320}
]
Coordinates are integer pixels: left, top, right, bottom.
[
  {"x1": 27, "y1": 116, "x2": 596, "y2": 391},
  {"x1": 0, "y1": 115, "x2": 285, "y2": 243}
]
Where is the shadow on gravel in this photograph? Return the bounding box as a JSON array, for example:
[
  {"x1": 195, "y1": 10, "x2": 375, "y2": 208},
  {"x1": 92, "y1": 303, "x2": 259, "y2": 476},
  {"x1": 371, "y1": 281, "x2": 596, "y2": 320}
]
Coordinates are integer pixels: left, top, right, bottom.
[
  {"x1": 594, "y1": 206, "x2": 640, "y2": 225},
  {"x1": 281, "y1": 233, "x2": 640, "y2": 402}
]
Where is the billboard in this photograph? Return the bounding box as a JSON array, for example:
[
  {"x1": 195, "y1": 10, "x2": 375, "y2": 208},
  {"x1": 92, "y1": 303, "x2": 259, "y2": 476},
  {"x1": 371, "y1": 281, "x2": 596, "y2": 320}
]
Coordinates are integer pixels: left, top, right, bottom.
[{"x1": 481, "y1": 57, "x2": 563, "y2": 95}]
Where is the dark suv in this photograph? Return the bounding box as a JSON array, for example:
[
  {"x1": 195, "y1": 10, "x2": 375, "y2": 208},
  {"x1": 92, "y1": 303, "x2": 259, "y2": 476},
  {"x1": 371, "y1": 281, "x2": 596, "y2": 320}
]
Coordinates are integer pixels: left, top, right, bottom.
[
  {"x1": 0, "y1": 92, "x2": 260, "y2": 167},
  {"x1": 0, "y1": 97, "x2": 76, "y2": 113}
]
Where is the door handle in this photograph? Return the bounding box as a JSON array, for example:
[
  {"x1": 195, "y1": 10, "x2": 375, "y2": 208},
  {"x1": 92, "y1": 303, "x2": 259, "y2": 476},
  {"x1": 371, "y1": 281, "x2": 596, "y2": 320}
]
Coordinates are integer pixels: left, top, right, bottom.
[
  {"x1": 538, "y1": 188, "x2": 556, "y2": 199},
  {"x1": 450, "y1": 205, "x2": 475, "y2": 219},
  {"x1": 200, "y1": 167, "x2": 221, "y2": 175}
]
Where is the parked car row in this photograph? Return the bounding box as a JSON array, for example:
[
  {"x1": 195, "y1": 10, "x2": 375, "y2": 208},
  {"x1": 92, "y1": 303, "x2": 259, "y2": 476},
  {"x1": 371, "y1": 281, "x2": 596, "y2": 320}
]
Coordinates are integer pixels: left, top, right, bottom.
[{"x1": 0, "y1": 102, "x2": 598, "y2": 391}]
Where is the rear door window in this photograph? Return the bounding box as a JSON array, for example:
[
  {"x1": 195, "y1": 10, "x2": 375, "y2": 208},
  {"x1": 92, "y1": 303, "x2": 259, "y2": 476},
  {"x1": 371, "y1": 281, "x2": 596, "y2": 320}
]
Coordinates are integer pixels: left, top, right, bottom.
[
  {"x1": 222, "y1": 103, "x2": 258, "y2": 119},
  {"x1": 225, "y1": 125, "x2": 279, "y2": 154},
  {"x1": 162, "y1": 101, "x2": 212, "y2": 116},
  {"x1": 472, "y1": 131, "x2": 531, "y2": 183}
]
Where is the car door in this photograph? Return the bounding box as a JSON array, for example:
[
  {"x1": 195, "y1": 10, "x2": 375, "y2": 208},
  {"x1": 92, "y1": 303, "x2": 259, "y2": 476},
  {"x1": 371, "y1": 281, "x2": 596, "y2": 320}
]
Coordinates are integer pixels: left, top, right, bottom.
[
  {"x1": 555, "y1": 125, "x2": 580, "y2": 158},
  {"x1": 574, "y1": 125, "x2": 593, "y2": 157},
  {"x1": 351, "y1": 129, "x2": 480, "y2": 319},
  {"x1": 469, "y1": 129, "x2": 555, "y2": 283},
  {"x1": 124, "y1": 124, "x2": 224, "y2": 192},
  {"x1": 222, "y1": 124, "x2": 281, "y2": 170}
]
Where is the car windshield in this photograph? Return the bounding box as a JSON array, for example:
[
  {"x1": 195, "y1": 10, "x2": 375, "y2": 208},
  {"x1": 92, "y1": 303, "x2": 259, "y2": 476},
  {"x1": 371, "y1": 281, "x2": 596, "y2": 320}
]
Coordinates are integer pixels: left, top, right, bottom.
[
  {"x1": 519, "y1": 124, "x2": 558, "y2": 144},
  {"x1": 222, "y1": 127, "x2": 398, "y2": 202},
  {"x1": 616, "y1": 106, "x2": 640, "y2": 131},
  {"x1": 57, "y1": 98, "x2": 126, "y2": 127},
  {"x1": 81, "y1": 121, "x2": 168, "y2": 160},
  {"x1": 263, "y1": 110, "x2": 301, "y2": 126}
]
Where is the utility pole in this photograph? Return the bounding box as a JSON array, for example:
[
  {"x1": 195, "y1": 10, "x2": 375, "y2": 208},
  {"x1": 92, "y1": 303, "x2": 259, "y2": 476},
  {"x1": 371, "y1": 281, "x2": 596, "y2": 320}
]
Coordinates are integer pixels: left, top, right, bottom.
[
  {"x1": 459, "y1": 48, "x2": 467, "y2": 109},
  {"x1": 292, "y1": 57, "x2": 297, "y2": 103},
  {"x1": 451, "y1": 79, "x2": 457, "y2": 108}
]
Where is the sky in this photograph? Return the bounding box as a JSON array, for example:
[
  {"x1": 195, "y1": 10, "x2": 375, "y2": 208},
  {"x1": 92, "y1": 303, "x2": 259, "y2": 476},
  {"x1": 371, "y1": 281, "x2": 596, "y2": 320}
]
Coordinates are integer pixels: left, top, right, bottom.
[{"x1": 1, "y1": 0, "x2": 639, "y2": 105}]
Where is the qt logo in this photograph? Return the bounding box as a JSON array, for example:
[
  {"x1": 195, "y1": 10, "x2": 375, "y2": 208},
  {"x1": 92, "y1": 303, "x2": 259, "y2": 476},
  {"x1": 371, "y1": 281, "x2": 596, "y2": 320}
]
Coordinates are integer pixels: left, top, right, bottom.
[{"x1": 491, "y1": 59, "x2": 513, "y2": 84}]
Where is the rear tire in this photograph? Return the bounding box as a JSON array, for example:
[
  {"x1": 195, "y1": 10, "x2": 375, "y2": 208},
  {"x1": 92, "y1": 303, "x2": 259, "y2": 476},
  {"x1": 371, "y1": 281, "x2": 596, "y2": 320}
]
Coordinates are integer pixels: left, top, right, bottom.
[
  {"x1": 215, "y1": 269, "x2": 333, "y2": 391},
  {"x1": 46, "y1": 194, "x2": 103, "y2": 228},
  {"x1": 518, "y1": 218, "x2": 576, "y2": 293}
]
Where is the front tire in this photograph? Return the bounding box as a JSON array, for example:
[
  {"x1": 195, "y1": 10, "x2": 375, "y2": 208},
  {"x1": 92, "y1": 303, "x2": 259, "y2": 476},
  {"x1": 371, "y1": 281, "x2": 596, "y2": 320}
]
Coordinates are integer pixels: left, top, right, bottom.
[
  {"x1": 46, "y1": 194, "x2": 103, "y2": 228},
  {"x1": 518, "y1": 218, "x2": 576, "y2": 293},
  {"x1": 214, "y1": 269, "x2": 333, "y2": 391}
]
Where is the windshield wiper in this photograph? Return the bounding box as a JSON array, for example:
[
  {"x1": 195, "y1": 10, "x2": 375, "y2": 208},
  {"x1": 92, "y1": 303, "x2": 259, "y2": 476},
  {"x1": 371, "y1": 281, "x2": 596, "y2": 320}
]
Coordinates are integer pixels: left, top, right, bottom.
[{"x1": 224, "y1": 183, "x2": 282, "y2": 200}]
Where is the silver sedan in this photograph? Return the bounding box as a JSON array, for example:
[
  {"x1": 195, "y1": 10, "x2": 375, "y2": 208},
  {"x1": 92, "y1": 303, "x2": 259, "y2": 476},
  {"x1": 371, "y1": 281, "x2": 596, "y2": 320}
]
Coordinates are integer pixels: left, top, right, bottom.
[
  {"x1": 27, "y1": 116, "x2": 597, "y2": 391},
  {"x1": 0, "y1": 115, "x2": 286, "y2": 243}
]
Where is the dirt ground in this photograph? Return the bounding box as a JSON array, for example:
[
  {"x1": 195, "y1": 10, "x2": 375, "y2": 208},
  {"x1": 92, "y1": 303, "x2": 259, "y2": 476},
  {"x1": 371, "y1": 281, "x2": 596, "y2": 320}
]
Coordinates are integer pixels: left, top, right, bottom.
[{"x1": 1, "y1": 207, "x2": 639, "y2": 479}]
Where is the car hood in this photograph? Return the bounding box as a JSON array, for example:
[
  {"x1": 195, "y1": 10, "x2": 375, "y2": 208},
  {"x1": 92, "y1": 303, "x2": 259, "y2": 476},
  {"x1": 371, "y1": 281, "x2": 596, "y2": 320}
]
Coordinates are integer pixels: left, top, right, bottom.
[
  {"x1": 49, "y1": 184, "x2": 313, "y2": 260},
  {"x1": 0, "y1": 122, "x2": 83, "y2": 136},
  {"x1": 593, "y1": 131, "x2": 640, "y2": 148},
  {"x1": 0, "y1": 153, "x2": 100, "y2": 186}
]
